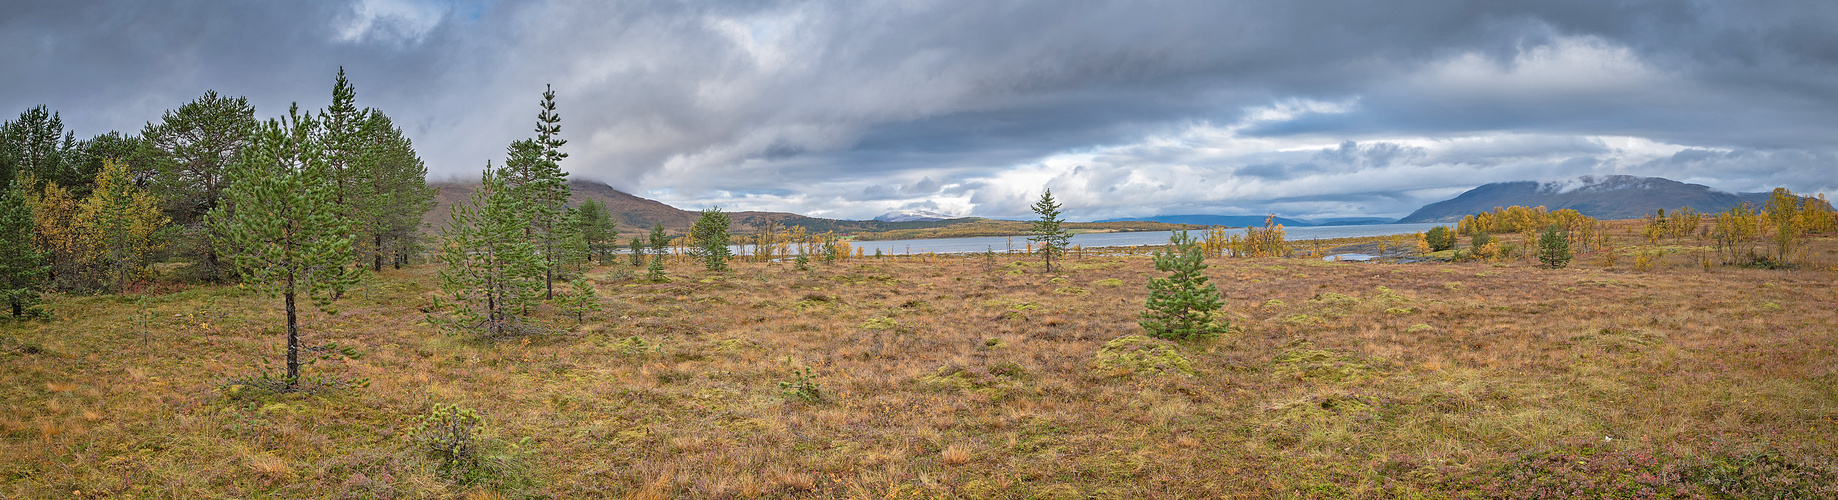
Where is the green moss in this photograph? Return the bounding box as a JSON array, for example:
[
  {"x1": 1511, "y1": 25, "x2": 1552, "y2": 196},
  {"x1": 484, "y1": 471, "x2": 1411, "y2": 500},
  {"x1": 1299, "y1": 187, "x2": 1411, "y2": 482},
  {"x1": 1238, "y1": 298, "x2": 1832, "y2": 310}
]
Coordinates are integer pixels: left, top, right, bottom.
[
  {"x1": 1093, "y1": 278, "x2": 1125, "y2": 287},
  {"x1": 1094, "y1": 335, "x2": 1195, "y2": 376},
  {"x1": 1273, "y1": 346, "x2": 1380, "y2": 382}
]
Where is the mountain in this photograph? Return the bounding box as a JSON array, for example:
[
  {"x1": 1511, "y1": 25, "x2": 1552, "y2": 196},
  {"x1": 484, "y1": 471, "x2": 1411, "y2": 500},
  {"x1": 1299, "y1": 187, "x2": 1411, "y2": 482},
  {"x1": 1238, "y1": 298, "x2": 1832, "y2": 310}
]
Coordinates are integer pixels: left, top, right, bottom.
[
  {"x1": 1095, "y1": 215, "x2": 1397, "y2": 227},
  {"x1": 423, "y1": 179, "x2": 973, "y2": 238},
  {"x1": 874, "y1": 210, "x2": 955, "y2": 222},
  {"x1": 1398, "y1": 175, "x2": 1772, "y2": 223}
]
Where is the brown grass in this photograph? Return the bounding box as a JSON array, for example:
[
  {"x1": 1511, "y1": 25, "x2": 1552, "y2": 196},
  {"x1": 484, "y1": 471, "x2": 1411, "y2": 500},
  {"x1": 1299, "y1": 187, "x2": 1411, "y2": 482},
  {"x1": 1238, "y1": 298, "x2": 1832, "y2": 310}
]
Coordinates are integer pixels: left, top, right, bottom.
[{"x1": 2, "y1": 230, "x2": 1836, "y2": 498}]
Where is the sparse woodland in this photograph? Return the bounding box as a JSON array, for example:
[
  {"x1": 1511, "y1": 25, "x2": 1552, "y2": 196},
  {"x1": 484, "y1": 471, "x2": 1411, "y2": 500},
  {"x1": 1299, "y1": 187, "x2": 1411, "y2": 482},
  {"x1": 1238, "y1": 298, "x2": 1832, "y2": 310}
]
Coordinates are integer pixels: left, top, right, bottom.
[{"x1": 4, "y1": 80, "x2": 1838, "y2": 497}]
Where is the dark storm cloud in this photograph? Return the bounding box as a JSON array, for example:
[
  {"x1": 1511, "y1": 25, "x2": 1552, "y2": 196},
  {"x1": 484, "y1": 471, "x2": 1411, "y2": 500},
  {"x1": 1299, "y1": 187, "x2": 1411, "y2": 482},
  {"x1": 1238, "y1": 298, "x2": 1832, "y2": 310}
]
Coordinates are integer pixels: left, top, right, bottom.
[{"x1": 3, "y1": 0, "x2": 1834, "y2": 219}]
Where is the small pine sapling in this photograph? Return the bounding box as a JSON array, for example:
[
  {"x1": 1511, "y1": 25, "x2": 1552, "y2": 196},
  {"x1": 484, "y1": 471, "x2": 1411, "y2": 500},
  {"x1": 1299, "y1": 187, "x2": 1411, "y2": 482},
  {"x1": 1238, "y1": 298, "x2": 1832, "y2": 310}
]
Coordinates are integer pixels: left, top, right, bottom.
[
  {"x1": 1140, "y1": 229, "x2": 1227, "y2": 340},
  {"x1": 1538, "y1": 225, "x2": 1572, "y2": 269},
  {"x1": 557, "y1": 275, "x2": 601, "y2": 324}
]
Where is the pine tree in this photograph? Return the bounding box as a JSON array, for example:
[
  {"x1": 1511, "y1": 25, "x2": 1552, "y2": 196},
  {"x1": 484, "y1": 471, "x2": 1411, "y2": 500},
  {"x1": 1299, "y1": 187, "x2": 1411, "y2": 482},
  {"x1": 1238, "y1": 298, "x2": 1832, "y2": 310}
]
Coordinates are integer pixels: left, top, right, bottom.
[
  {"x1": 501, "y1": 86, "x2": 573, "y2": 298},
  {"x1": 141, "y1": 91, "x2": 257, "y2": 281},
  {"x1": 1140, "y1": 229, "x2": 1226, "y2": 340},
  {"x1": 691, "y1": 207, "x2": 732, "y2": 271},
  {"x1": 0, "y1": 106, "x2": 82, "y2": 194},
  {"x1": 208, "y1": 104, "x2": 357, "y2": 389},
  {"x1": 74, "y1": 160, "x2": 169, "y2": 291},
  {"x1": 354, "y1": 111, "x2": 435, "y2": 272},
  {"x1": 434, "y1": 165, "x2": 546, "y2": 338},
  {"x1": 1028, "y1": 189, "x2": 1070, "y2": 273},
  {"x1": 576, "y1": 198, "x2": 618, "y2": 263},
  {"x1": 557, "y1": 275, "x2": 602, "y2": 324},
  {"x1": 0, "y1": 178, "x2": 48, "y2": 317},
  {"x1": 647, "y1": 222, "x2": 668, "y2": 280},
  {"x1": 1537, "y1": 225, "x2": 1571, "y2": 269},
  {"x1": 628, "y1": 235, "x2": 647, "y2": 267}
]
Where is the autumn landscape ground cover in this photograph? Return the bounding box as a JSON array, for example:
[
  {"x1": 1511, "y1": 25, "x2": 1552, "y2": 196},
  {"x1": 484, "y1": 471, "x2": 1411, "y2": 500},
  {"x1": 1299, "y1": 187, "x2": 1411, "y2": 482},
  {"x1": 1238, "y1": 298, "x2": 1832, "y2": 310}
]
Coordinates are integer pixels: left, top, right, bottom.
[{"x1": 3, "y1": 227, "x2": 1837, "y2": 499}]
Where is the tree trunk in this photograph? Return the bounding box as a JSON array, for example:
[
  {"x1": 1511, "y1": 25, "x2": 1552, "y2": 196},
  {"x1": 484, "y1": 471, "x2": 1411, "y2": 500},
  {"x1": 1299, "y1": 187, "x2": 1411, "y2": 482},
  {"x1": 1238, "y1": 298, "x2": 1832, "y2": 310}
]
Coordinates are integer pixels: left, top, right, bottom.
[
  {"x1": 284, "y1": 287, "x2": 299, "y2": 390},
  {"x1": 373, "y1": 234, "x2": 384, "y2": 272}
]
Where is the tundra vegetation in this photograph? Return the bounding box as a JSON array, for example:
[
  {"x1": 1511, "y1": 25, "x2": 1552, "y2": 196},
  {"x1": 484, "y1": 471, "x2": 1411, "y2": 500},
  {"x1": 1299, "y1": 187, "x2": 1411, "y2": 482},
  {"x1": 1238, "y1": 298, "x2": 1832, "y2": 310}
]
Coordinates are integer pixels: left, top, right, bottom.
[{"x1": 5, "y1": 84, "x2": 1838, "y2": 496}]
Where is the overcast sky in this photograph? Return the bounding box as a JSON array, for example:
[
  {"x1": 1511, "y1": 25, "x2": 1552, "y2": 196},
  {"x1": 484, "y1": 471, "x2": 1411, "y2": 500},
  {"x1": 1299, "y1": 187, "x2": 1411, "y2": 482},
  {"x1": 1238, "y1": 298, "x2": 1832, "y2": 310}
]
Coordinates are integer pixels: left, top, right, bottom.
[{"x1": 4, "y1": 0, "x2": 1835, "y2": 220}]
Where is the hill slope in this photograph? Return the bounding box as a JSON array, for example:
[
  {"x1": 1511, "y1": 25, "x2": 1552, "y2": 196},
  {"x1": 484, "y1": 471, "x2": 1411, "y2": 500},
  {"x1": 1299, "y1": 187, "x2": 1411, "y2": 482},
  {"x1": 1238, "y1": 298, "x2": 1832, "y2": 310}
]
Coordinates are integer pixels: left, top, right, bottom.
[
  {"x1": 1398, "y1": 175, "x2": 1772, "y2": 223},
  {"x1": 423, "y1": 180, "x2": 973, "y2": 238}
]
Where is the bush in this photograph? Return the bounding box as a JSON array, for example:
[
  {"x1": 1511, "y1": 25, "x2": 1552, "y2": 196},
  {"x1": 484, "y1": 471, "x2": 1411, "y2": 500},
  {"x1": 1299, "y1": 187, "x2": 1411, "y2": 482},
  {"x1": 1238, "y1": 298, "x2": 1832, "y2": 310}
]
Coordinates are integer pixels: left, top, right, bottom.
[{"x1": 1424, "y1": 225, "x2": 1456, "y2": 251}]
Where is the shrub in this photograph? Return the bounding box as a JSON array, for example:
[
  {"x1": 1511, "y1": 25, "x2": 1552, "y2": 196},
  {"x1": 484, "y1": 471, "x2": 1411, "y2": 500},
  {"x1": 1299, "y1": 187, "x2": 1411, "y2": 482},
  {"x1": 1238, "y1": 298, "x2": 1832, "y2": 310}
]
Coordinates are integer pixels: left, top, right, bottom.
[
  {"x1": 1424, "y1": 225, "x2": 1456, "y2": 251},
  {"x1": 414, "y1": 404, "x2": 484, "y2": 480}
]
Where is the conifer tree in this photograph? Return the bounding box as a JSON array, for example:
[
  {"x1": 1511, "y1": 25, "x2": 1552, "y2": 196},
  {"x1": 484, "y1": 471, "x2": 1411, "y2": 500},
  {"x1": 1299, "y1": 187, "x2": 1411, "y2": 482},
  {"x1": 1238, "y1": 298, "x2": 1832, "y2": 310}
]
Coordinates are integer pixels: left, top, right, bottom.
[
  {"x1": 647, "y1": 222, "x2": 669, "y2": 280},
  {"x1": 0, "y1": 106, "x2": 82, "y2": 193},
  {"x1": 1140, "y1": 229, "x2": 1226, "y2": 340},
  {"x1": 0, "y1": 179, "x2": 47, "y2": 317},
  {"x1": 576, "y1": 198, "x2": 618, "y2": 263},
  {"x1": 628, "y1": 235, "x2": 647, "y2": 267},
  {"x1": 209, "y1": 104, "x2": 357, "y2": 389},
  {"x1": 141, "y1": 91, "x2": 256, "y2": 280},
  {"x1": 501, "y1": 85, "x2": 573, "y2": 298},
  {"x1": 75, "y1": 160, "x2": 169, "y2": 291},
  {"x1": 1537, "y1": 225, "x2": 1571, "y2": 269},
  {"x1": 435, "y1": 165, "x2": 546, "y2": 338},
  {"x1": 354, "y1": 111, "x2": 435, "y2": 272},
  {"x1": 1028, "y1": 189, "x2": 1070, "y2": 273},
  {"x1": 691, "y1": 207, "x2": 732, "y2": 271}
]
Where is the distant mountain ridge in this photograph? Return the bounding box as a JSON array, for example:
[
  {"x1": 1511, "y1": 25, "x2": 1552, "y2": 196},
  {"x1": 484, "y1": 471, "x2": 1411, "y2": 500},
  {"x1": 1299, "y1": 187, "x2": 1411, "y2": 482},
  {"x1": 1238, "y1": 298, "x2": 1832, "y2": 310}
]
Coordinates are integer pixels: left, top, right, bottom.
[
  {"x1": 424, "y1": 179, "x2": 974, "y2": 238},
  {"x1": 874, "y1": 210, "x2": 955, "y2": 222},
  {"x1": 1397, "y1": 175, "x2": 1772, "y2": 223}
]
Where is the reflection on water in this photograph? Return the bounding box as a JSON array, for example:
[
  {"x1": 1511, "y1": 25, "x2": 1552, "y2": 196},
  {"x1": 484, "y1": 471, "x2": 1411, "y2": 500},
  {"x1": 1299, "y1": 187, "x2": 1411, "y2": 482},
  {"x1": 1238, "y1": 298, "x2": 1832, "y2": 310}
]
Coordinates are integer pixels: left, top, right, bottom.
[{"x1": 833, "y1": 223, "x2": 1447, "y2": 256}]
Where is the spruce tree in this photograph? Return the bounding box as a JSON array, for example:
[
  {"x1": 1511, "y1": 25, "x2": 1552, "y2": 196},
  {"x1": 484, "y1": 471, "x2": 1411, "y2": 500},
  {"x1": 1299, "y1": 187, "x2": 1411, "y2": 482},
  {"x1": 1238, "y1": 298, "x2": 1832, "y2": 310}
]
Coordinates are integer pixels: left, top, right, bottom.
[
  {"x1": 435, "y1": 165, "x2": 545, "y2": 338},
  {"x1": 691, "y1": 207, "x2": 732, "y2": 271},
  {"x1": 209, "y1": 104, "x2": 357, "y2": 389},
  {"x1": 1028, "y1": 189, "x2": 1070, "y2": 273},
  {"x1": 1140, "y1": 229, "x2": 1226, "y2": 340},
  {"x1": 0, "y1": 179, "x2": 47, "y2": 317}
]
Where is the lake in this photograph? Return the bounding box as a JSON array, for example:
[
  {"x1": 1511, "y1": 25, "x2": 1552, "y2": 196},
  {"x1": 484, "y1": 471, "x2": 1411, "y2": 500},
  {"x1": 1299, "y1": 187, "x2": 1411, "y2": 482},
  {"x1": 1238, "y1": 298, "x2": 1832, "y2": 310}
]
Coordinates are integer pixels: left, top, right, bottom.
[{"x1": 833, "y1": 222, "x2": 1449, "y2": 255}]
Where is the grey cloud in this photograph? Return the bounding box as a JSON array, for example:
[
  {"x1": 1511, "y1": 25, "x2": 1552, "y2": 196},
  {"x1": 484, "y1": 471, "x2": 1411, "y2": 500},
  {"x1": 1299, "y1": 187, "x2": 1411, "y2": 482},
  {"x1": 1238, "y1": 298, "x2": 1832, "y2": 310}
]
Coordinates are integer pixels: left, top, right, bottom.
[{"x1": 3, "y1": 0, "x2": 1835, "y2": 220}]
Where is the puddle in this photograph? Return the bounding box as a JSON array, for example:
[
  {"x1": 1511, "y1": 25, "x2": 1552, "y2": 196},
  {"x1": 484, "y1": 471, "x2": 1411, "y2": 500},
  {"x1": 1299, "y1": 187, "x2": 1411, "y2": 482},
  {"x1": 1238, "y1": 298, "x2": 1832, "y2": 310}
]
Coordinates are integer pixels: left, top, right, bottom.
[{"x1": 1322, "y1": 253, "x2": 1379, "y2": 262}]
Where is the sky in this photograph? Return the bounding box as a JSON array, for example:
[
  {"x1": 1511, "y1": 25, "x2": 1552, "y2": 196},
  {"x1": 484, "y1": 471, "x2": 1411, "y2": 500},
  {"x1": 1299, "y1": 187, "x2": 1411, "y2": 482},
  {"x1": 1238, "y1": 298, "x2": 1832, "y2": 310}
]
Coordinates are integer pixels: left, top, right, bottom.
[{"x1": 3, "y1": 0, "x2": 1835, "y2": 221}]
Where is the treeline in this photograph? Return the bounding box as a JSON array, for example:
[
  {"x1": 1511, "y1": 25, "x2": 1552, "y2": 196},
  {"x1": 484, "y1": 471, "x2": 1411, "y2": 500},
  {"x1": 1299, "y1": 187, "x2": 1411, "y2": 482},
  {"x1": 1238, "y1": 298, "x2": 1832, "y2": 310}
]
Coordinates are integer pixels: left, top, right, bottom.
[
  {"x1": 1640, "y1": 188, "x2": 1836, "y2": 267},
  {"x1": 0, "y1": 69, "x2": 438, "y2": 316}
]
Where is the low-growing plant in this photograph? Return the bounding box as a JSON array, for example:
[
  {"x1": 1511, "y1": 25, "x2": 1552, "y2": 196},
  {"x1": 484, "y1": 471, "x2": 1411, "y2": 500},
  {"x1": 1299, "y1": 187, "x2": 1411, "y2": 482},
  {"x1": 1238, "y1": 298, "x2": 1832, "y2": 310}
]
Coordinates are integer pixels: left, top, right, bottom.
[{"x1": 779, "y1": 366, "x2": 824, "y2": 403}]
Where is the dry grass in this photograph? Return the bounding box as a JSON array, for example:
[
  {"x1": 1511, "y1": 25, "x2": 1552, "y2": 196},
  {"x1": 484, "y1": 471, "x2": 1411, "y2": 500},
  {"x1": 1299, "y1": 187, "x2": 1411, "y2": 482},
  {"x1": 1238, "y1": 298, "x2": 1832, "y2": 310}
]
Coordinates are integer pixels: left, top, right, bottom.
[{"x1": 2, "y1": 230, "x2": 1837, "y2": 498}]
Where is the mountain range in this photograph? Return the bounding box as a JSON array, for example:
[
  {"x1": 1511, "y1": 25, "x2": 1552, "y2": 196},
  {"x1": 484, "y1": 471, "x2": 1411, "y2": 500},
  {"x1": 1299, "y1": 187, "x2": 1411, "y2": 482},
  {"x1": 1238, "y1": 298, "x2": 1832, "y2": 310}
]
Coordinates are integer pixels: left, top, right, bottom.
[
  {"x1": 424, "y1": 180, "x2": 975, "y2": 238},
  {"x1": 1396, "y1": 175, "x2": 1774, "y2": 223},
  {"x1": 423, "y1": 175, "x2": 1784, "y2": 238}
]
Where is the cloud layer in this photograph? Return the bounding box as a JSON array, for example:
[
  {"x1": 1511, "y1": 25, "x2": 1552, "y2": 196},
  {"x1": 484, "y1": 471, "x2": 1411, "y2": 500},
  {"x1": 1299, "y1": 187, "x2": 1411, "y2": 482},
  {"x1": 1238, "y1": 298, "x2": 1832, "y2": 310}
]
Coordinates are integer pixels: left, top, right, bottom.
[{"x1": 4, "y1": 0, "x2": 1835, "y2": 220}]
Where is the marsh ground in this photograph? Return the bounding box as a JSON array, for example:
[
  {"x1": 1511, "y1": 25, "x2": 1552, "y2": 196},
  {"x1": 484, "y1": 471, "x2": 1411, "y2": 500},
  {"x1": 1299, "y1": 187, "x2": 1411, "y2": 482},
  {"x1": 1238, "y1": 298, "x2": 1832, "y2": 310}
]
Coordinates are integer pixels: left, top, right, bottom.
[{"x1": 3, "y1": 230, "x2": 1837, "y2": 498}]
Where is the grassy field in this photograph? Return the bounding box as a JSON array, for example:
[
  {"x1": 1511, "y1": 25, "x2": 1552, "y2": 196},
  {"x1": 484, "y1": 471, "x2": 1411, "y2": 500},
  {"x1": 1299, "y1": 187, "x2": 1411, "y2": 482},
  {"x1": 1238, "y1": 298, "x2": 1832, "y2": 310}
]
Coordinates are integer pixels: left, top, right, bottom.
[{"x1": 3, "y1": 231, "x2": 1837, "y2": 498}]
